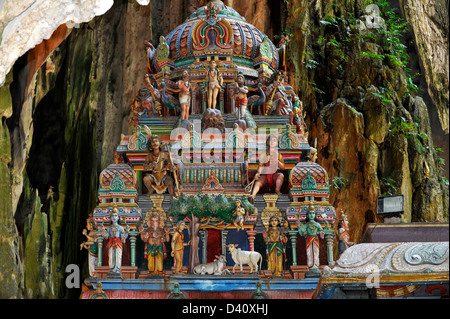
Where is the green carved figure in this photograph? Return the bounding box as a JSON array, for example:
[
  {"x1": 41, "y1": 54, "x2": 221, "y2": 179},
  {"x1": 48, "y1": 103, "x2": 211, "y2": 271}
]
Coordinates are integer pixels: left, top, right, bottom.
[
  {"x1": 157, "y1": 36, "x2": 169, "y2": 61},
  {"x1": 297, "y1": 204, "x2": 324, "y2": 272}
]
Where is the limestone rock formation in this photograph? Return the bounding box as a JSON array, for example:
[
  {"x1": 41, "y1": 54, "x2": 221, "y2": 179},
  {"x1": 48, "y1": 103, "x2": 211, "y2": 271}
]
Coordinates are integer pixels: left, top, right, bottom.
[
  {"x1": 285, "y1": 0, "x2": 449, "y2": 242},
  {"x1": 399, "y1": 0, "x2": 449, "y2": 134},
  {"x1": 0, "y1": 0, "x2": 119, "y2": 88}
]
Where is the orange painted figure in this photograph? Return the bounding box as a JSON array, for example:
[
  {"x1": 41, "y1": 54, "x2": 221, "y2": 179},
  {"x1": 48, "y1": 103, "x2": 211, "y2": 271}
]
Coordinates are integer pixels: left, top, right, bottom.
[
  {"x1": 249, "y1": 135, "x2": 285, "y2": 204},
  {"x1": 205, "y1": 59, "x2": 223, "y2": 109},
  {"x1": 142, "y1": 136, "x2": 176, "y2": 198},
  {"x1": 263, "y1": 216, "x2": 288, "y2": 276},
  {"x1": 139, "y1": 215, "x2": 170, "y2": 275},
  {"x1": 171, "y1": 221, "x2": 190, "y2": 274}
]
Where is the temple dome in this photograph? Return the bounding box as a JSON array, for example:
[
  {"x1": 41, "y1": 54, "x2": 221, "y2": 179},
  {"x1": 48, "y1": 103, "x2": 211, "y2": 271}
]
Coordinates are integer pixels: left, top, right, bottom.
[
  {"x1": 150, "y1": 0, "x2": 279, "y2": 77},
  {"x1": 99, "y1": 164, "x2": 137, "y2": 191},
  {"x1": 289, "y1": 161, "x2": 329, "y2": 192}
]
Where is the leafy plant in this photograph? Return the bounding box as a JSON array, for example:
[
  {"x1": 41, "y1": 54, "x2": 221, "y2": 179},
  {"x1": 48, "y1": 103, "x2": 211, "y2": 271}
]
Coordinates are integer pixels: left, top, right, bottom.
[
  {"x1": 361, "y1": 51, "x2": 384, "y2": 62},
  {"x1": 320, "y1": 15, "x2": 343, "y2": 28},
  {"x1": 389, "y1": 116, "x2": 417, "y2": 136},
  {"x1": 168, "y1": 193, "x2": 254, "y2": 224},
  {"x1": 309, "y1": 81, "x2": 325, "y2": 95},
  {"x1": 331, "y1": 176, "x2": 349, "y2": 190},
  {"x1": 435, "y1": 157, "x2": 445, "y2": 166},
  {"x1": 362, "y1": 0, "x2": 419, "y2": 98},
  {"x1": 380, "y1": 177, "x2": 398, "y2": 196},
  {"x1": 305, "y1": 59, "x2": 320, "y2": 70},
  {"x1": 389, "y1": 116, "x2": 429, "y2": 154}
]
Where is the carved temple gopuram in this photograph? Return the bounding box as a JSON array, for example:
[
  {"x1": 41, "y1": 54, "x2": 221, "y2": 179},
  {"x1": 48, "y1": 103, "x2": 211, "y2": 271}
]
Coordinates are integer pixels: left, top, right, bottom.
[{"x1": 80, "y1": 1, "x2": 449, "y2": 300}]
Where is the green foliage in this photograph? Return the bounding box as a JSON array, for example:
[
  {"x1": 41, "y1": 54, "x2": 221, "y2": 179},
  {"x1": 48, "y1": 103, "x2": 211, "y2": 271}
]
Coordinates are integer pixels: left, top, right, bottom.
[
  {"x1": 389, "y1": 116, "x2": 429, "y2": 155},
  {"x1": 369, "y1": 87, "x2": 393, "y2": 105},
  {"x1": 320, "y1": 15, "x2": 345, "y2": 28},
  {"x1": 380, "y1": 177, "x2": 398, "y2": 196},
  {"x1": 303, "y1": 50, "x2": 320, "y2": 70},
  {"x1": 362, "y1": 0, "x2": 420, "y2": 97},
  {"x1": 405, "y1": 69, "x2": 421, "y2": 94},
  {"x1": 309, "y1": 81, "x2": 325, "y2": 95},
  {"x1": 361, "y1": 51, "x2": 384, "y2": 62},
  {"x1": 389, "y1": 116, "x2": 417, "y2": 136},
  {"x1": 305, "y1": 59, "x2": 320, "y2": 70},
  {"x1": 407, "y1": 131, "x2": 428, "y2": 155},
  {"x1": 328, "y1": 37, "x2": 348, "y2": 65},
  {"x1": 168, "y1": 193, "x2": 255, "y2": 223},
  {"x1": 331, "y1": 176, "x2": 349, "y2": 190},
  {"x1": 316, "y1": 35, "x2": 327, "y2": 46},
  {"x1": 435, "y1": 156, "x2": 445, "y2": 166},
  {"x1": 434, "y1": 147, "x2": 446, "y2": 167},
  {"x1": 433, "y1": 147, "x2": 448, "y2": 184},
  {"x1": 213, "y1": 194, "x2": 232, "y2": 221}
]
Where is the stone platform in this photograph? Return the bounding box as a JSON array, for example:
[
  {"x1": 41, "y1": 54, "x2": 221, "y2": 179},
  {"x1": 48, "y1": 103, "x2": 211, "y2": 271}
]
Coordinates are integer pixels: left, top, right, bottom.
[
  {"x1": 81, "y1": 274, "x2": 319, "y2": 299},
  {"x1": 361, "y1": 222, "x2": 449, "y2": 243}
]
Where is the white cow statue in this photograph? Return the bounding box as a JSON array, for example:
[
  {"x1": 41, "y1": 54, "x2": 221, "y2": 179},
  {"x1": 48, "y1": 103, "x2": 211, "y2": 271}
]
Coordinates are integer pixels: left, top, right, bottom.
[
  {"x1": 227, "y1": 243, "x2": 262, "y2": 274},
  {"x1": 192, "y1": 255, "x2": 231, "y2": 275}
]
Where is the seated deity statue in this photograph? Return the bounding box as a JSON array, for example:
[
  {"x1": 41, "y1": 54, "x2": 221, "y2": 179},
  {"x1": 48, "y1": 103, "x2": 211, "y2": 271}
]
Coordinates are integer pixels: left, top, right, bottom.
[
  {"x1": 248, "y1": 135, "x2": 285, "y2": 204},
  {"x1": 142, "y1": 135, "x2": 176, "y2": 198}
]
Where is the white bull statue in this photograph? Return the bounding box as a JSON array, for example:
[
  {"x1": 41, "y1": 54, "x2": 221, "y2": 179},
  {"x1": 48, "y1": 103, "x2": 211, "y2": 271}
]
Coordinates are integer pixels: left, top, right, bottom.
[
  {"x1": 227, "y1": 243, "x2": 262, "y2": 274},
  {"x1": 192, "y1": 255, "x2": 231, "y2": 275}
]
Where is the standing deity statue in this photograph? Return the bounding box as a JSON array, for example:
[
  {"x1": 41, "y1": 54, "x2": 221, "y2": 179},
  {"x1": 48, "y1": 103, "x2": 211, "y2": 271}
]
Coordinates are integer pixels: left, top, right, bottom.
[
  {"x1": 177, "y1": 70, "x2": 196, "y2": 121},
  {"x1": 100, "y1": 206, "x2": 130, "y2": 274},
  {"x1": 232, "y1": 199, "x2": 247, "y2": 231},
  {"x1": 139, "y1": 214, "x2": 170, "y2": 275},
  {"x1": 337, "y1": 210, "x2": 354, "y2": 255},
  {"x1": 233, "y1": 72, "x2": 248, "y2": 120},
  {"x1": 205, "y1": 59, "x2": 223, "y2": 109},
  {"x1": 142, "y1": 135, "x2": 177, "y2": 198},
  {"x1": 263, "y1": 216, "x2": 288, "y2": 276},
  {"x1": 171, "y1": 220, "x2": 190, "y2": 274},
  {"x1": 297, "y1": 205, "x2": 324, "y2": 272},
  {"x1": 80, "y1": 214, "x2": 99, "y2": 277},
  {"x1": 292, "y1": 96, "x2": 306, "y2": 134}
]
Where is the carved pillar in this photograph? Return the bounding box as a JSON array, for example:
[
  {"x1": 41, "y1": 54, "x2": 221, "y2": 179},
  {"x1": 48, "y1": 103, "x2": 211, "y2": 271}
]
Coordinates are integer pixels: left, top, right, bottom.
[
  {"x1": 97, "y1": 235, "x2": 104, "y2": 266},
  {"x1": 200, "y1": 229, "x2": 208, "y2": 264},
  {"x1": 289, "y1": 230, "x2": 298, "y2": 266},
  {"x1": 219, "y1": 86, "x2": 225, "y2": 113},
  {"x1": 261, "y1": 194, "x2": 281, "y2": 230},
  {"x1": 325, "y1": 231, "x2": 335, "y2": 266},
  {"x1": 149, "y1": 195, "x2": 165, "y2": 215},
  {"x1": 227, "y1": 83, "x2": 235, "y2": 114},
  {"x1": 221, "y1": 230, "x2": 229, "y2": 256},
  {"x1": 200, "y1": 82, "x2": 207, "y2": 113},
  {"x1": 129, "y1": 230, "x2": 138, "y2": 267},
  {"x1": 246, "y1": 229, "x2": 257, "y2": 251},
  {"x1": 192, "y1": 86, "x2": 202, "y2": 115}
]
